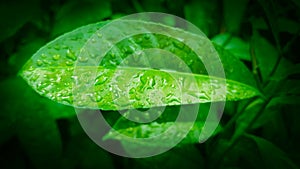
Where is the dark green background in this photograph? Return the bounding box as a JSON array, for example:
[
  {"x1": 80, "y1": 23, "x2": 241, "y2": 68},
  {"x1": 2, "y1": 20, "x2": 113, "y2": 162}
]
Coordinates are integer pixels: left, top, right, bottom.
[{"x1": 0, "y1": 0, "x2": 300, "y2": 168}]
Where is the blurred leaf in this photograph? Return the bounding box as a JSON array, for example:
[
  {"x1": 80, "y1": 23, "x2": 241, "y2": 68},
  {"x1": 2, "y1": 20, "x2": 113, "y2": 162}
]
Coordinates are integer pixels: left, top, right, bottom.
[
  {"x1": 251, "y1": 17, "x2": 268, "y2": 30},
  {"x1": 139, "y1": 0, "x2": 166, "y2": 12},
  {"x1": 268, "y1": 96, "x2": 300, "y2": 106},
  {"x1": 257, "y1": 0, "x2": 280, "y2": 46},
  {"x1": 233, "y1": 98, "x2": 264, "y2": 139},
  {"x1": 274, "y1": 62, "x2": 300, "y2": 80},
  {"x1": 278, "y1": 79, "x2": 300, "y2": 95},
  {"x1": 253, "y1": 32, "x2": 279, "y2": 81},
  {"x1": 223, "y1": 137, "x2": 265, "y2": 168},
  {"x1": 252, "y1": 104, "x2": 279, "y2": 129},
  {"x1": 184, "y1": 0, "x2": 220, "y2": 37},
  {"x1": 17, "y1": 110, "x2": 62, "y2": 169},
  {"x1": 0, "y1": 78, "x2": 20, "y2": 145},
  {"x1": 212, "y1": 33, "x2": 251, "y2": 61},
  {"x1": 223, "y1": 0, "x2": 249, "y2": 33},
  {"x1": 0, "y1": 76, "x2": 80, "y2": 168},
  {"x1": 0, "y1": 140, "x2": 26, "y2": 169},
  {"x1": 278, "y1": 17, "x2": 300, "y2": 34},
  {"x1": 9, "y1": 37, "x2": 46, "y2": 73},
  {"x1": 1, "y1": 78, "x2": 61, "y2": 168},
  {"x1": 0, "y1": 0, "x2": 41, "y2": 42},
  {"x1": 245, "y1": 134, "x2": 299, "y2": 169},
  {"x1": 134, "y1": 145, "x2": 204, "y2": 169},
  {"x1": 62, "y1": 135, "x2": 114, "y2": 169},
  {"x1": 291, "y1": 0, "x2": 300, "y2": 8},
  {"x1": 52, "y1": 0, "x2": 111, "y2": 37}
]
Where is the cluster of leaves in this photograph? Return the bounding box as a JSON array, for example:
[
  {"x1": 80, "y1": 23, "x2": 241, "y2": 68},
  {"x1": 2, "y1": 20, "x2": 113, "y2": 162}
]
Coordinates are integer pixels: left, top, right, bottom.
[{"x1": 0, "y1": 0, "x2": 300, "y2": 169}]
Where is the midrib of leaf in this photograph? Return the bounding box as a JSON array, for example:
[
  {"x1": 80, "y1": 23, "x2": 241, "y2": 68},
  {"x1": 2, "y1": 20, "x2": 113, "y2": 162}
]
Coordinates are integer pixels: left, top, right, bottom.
[{"x1": 21, "y1": 65, "x2": 260, "y2": 110}]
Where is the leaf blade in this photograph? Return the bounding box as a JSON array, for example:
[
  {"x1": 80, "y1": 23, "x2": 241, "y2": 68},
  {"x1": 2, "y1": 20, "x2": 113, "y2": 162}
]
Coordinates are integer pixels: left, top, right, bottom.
[{"x1": 20, "y1": 20, "x2": 261, "y2": 110}]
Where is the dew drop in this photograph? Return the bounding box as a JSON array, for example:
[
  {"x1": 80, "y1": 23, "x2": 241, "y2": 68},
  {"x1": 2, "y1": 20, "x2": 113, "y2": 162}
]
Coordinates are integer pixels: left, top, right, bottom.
[
  {"x1": 95, "y1": 76, "x2": 108, "y2": 85},
  {"x1": 66, "y1": 49, "x2": 77, "y2": 61},
  {"x1": 187, "y1": 59, "x2": 194, "y2": 66},
  {"x1": 54, "y1": 45, "x2": 60, "y2": 50},
  {"x1": 43, "y1": 59, "x2": 53, "y2": 65},
  {"x1": 91, "y1": 38, "x2": 96, "y2": 43},
  {"x1": 65, "y1": 61, "x2": 73, "y2": 66},
  {"x1": 36, "y1": 59, "x2": 43, "y2": 66},
  {"x1": 170, "y1": 47, "x2": 176, "y2": 53},
  {"x1": 173, "y1": 40, "x2": 184, "y2": 49},
  {"x1": 97, "y1": 33, "x2": 103, "y2": 38},
  {"x1": 52, "y1": 54, "x2": 60, "y2": 60},
  {"x1": 78, "y1": 56, "x2": 89, "y2": 63},
  {"x1": 144, "y1": 34, "x2": 151, "y2": 40},
  {"x1": 110, "y1": 52, "x2": 116, "y2": 58},
  {"x1": 31, "y1": 74, "x2": 39, "y2": 82},
  {"x1": 41, "y1": 53, "x2": 47, "y2": 58},
  {"x1": 136, "y1": 37, "x2": 143, "y2": 43},
  {"x1": 61, "y1": 96, "x2": 72, "y2": 104},
  {"x1": 90, "y1": 92, "x2": 102, "y2": 102}
]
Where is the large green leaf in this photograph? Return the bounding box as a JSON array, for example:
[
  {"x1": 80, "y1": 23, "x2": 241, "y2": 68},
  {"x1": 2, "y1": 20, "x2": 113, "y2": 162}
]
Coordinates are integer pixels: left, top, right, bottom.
[
  {"x1": 20, "y1": 20, "x2": 261, "y2": 110},
  {"x1": 245, "y1": 134, "x2": 299, "y2": 169}
]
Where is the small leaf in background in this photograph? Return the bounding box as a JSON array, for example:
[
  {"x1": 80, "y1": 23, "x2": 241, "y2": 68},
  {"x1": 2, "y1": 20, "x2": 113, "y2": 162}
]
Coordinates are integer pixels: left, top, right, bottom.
[
  {"x1": 219, "y1": 136, "x2": 265, "y2": 168},
  {"x1": 212, "y1": 33, "x2": 251, "y2": 61},
  {"x1": 17, "y1": 109, "x2": 63, "y2": 169},
  {"x1": 245, "y1": 134, "x2": 299, "y2": 169},
  {"x1": 139, "y1": 0, "x2": 166, "y2": 12},
  {"x1": 0, "y1": 139, "x2": 27, "y2": 169},
  {"x1": 184, "y1": 0, "x2": 220, "y2": 37},
  {"x1": 133, "y1": 145, "x2": 204, "y2": 169},
  {"x1": 1, "y1": 78, "x2": 63, "y2": 169},
  {"x1": 252, "y1": 31, "x2": 279, "y2": 81},
  {"x1": 0, "y1": 0, "x2": 41, "y2": 42},
  {"x1": 103, "y1": 104, "x2": 222, "y2": 152},
  {"x1": 273, "y1": 61, "x2": 300, "y2": 80},
  {"x1": 257, "y1": 0, "x2": 280, "y2": 46},
  {"x1": 278, "y1": 17, "x2": 300, "y2": 34},
  {"x1": 251, "y1": 17, "x2": 268, "y2": 30},
  {"x1": 62, "y1": 133, "x2": 115, "y2": 169},
  {"x1": 51, "y1": 0, "x2": 111, "y2": 37},
  {"x1": 223, "y1": 0, "x2": 249, "y2": 33},
  {"x1": 233, "y1": 98, "x2": 264, "y2": 140},
  {"x1": 103, "y1": 121, "x2": 207, "y2": 147},
  {"x1": 9, "y1": 37, "x2": 46, "y2": 73},
  {"x1": 278, "y1": 79, "x2": 300, "y2": 96},
  {"x1": 291, "y1": 0, "x2": 300, "y2": 8}
]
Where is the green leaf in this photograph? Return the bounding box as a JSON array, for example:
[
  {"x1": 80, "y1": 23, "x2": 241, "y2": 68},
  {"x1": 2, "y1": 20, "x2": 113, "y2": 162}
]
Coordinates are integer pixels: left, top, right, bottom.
[
  {"x1": 0, "y1": 0, "x2": 41, "y2": 42},
  {"x1": 245, "y1": 134, "x2": 299, "y2": 169},
  {"x1": 103, "y1": 109, "x2": 222, "y2": 147},
  {"x1": 133, "y1": 145, "x2": 204, "y2": 169},
  {"x1": 7, "y1": 80, "x2": 63, "y2": 169},
  {"x1": 233, "y1": 98, "x2": 264, "y2": 140},
  {"x1": 51, "y1": 0, "x2": 111, "y2": 37},
  {"x1": 278, "y1": 17, "x2": 300, "y2": 34},
  {"x1": 212, "y1": 33, "x2": 251, "y2": 61},
  {"x1": 223, "y1": 0, "x2": 249, "y2": 33},
  {"x1": 257, "y1": 0, "x2": 280, "y2": 46},
  {"x1": 20, "y1": 20, "x2": 261, "y2": 110},
  {"x1": 184, "y1": 0, "x2": 220, "y2": 37},
  {"x1": 213, "y1": 43, "x2": 257, "y2": 87},
  {"x1": 253, "y1": 32, "x2": 279, "y2": 81}
]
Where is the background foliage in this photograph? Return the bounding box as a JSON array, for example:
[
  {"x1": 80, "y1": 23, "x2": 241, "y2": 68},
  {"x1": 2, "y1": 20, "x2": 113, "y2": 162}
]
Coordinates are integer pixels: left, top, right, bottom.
[{"x1": 0, "y1": 0, "x2": 300, "y2": 168}]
